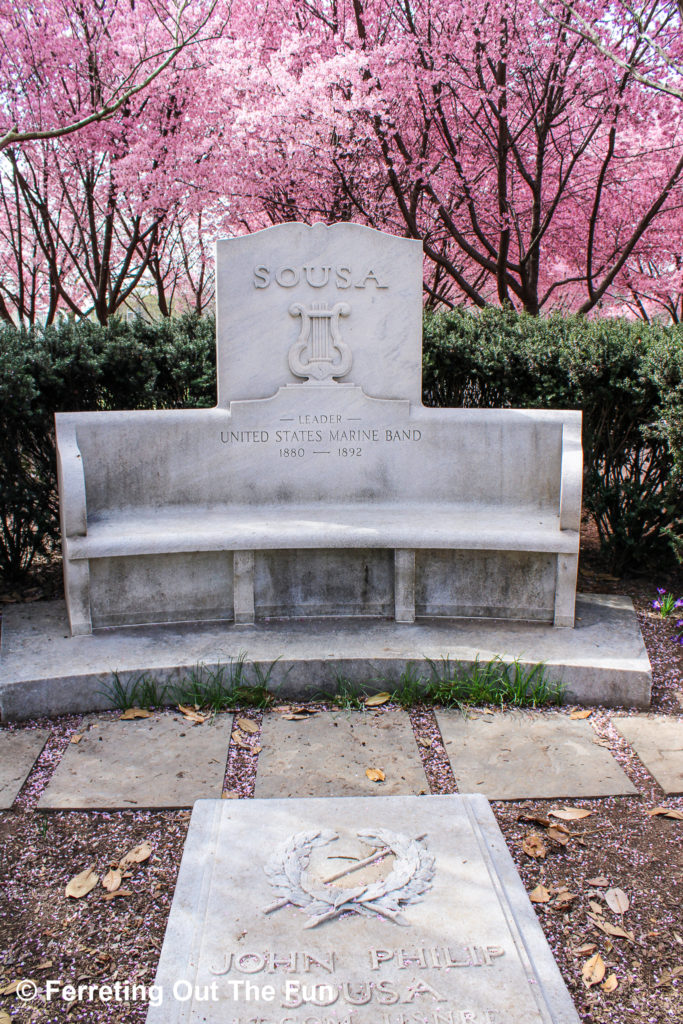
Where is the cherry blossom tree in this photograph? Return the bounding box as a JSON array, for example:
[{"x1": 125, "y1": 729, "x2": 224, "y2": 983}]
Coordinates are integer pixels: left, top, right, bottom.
[
  {"x1": 0, "y1": 1, "x2": 220, "y2": 153},
  {"x1": 0, "y1": 1, "x2": 226, "y2": 323},
  {"x1": 1, "y1": 0, "x2": 681, "y2": 322},
  {"x1": 537, "y1": 1, "x2": 683, "y2": 102},
  {"x1": 220, "y1": 0, "x2": 683, "y2": 316}
]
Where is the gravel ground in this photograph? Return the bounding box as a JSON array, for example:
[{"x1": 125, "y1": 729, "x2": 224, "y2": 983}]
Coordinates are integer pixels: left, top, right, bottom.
[{"x1": 0, "y1": 532, "x2": 682, "y2": 1024}]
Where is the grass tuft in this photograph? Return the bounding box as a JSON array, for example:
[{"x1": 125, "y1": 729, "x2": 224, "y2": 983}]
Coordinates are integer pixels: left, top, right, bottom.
[
  {"x1": 98, "y1": 671, "x2": 172, "y2": 711},
  {"x1": 99, "y1": 653, "x2": 280, "y2": 712},
  {"x1": 422, "y1": 655, "x2": 564, "y2": 708},
  {"x1": 98, "y1": 654, "x2": 564, "y2": 713}
]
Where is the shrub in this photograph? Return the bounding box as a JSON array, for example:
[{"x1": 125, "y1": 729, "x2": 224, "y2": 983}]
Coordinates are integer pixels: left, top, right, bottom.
[
  {"x1": 0, "y1": 314, "x2": 215, "y2": 581},
  {"x1": 1, "y1": 307, "x2": 681, "y2": 584},
  {"x1": 423, "y1": 307, "x2": 683, "y2": 573}
]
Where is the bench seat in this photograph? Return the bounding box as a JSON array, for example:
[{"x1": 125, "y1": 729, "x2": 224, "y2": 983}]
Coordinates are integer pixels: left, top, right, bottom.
[{"x1": 66, "y1": 504, "x2": 579, "y2": 560}]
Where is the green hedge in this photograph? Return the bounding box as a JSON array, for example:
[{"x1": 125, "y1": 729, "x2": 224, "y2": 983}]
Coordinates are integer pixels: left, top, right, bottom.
[
  {"x1": 1, "y1": 308, "x2": 681, "y2": 583},
  {"x1": 423, "y1": 307, "x2": 683, "y2": 572},
  {"x1": 0, "y1": 314, "x2": 215, "y2": 581}
]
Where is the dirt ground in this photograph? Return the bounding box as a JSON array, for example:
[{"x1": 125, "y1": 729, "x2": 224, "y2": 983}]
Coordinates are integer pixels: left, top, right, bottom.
[{"x1": 0, "y1": 526, "x2": 681, "y2": 1023}]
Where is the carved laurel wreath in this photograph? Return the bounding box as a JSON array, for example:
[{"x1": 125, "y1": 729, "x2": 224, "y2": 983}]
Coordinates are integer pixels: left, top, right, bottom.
[{"x1": 262, "y1": 828, "x2": 434, "y2": 929}]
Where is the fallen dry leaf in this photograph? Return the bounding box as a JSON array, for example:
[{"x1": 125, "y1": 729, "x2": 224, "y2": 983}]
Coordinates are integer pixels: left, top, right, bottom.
[
  {"x1": 0, "y1": 980, "x2": 22, "y2": 995},
  {"x1": 587, "y1": 875, "x2": 608, "y2": 887},
  {"x1": 519, "y1": 813, "x2": 551, "y2": 828},
  {"x1": 70, "y1": 734, "x2": 83, "y2": 744},
  {"x1": 34, "y1": 960, "x2": 53, "y2": 971},
  {"x1": 601, "y1": 973, "x2": 618, "y2": 993},
  {"x1": 549, "y1": 806, "x2": 593, "y2": 821},
  {"x1": 101, "y1": 868, "x2": 122, "y2": 894},
  {"x1": 589, "y1": 900, "x2": 603, "y2": 914},
  {"x1": 102, "y1": 889, "x2": 134, "y2": 902},
  {"x1": 522, "y1": 832, "x2": 547, "y2": 859},
  {"x1": 547, "y1": 827, "x2": 570, "y2": 846},
  {"x1": 587, "y1": 914, "x2": 634, "y2": 941},
  {"x1": 655, "y1": 966, "x2": 683, "y2": 987},
  {"x1": 582, "y1": 952, "x2": 606, "y2": 987},
  {"x1": 65, "y1": 866, "x2": 99, "y2": 899},
  {"x1": 364, "y1": 692, "x2": 391, "y2": 707},
  {"x1": 231, "y1": 730, "x2": 250, "y2": 749},
  {"x1": 529, "y1": 884, "x2": 551, "y2": 903},
  {"x1": 365, "y1": 768, "x2": 386, "y2": 782},
  {"x1": 0, "y1": 1009, "x2": 11, "y2": 1024},
  {"x1": 178, "y1": 704, "x2": 207, "y2": 724},
  {"x1": 605, "y1": 887, "x2": 629, "y2": 915},
  {"x1": 119, "y1": 842, "x2": 152, "y2": 868},
  {"x1": 570, "y1": 709, "x2": 592, "y2": 719},
  {"x1": 222, "y1": 790, "x2": 239, "y2": 799},
  {"x1": 236, "y1": 717, "x2": 258, "y2": 733},
  {"x1": 416, "y1": 736, "x2": 432, "y2": 749},
  {"x1": 120, "y1": 708, "x2": 152, "y2": 720},
  {"x1": 554, "y1": 892, "x2": 579, "y2": 910},
  {"x1": 647, "y1": 806, "x2": 683, "y2": 820},
  {"x1": 655, "y1": 966, "x2": 683, "y2": 983},
  {"x1": 278, "y1": 705, "x2": 317, "y2": 719},
  {"x1": 572, "y1": 943, "x2": 597, "y2": 956}
]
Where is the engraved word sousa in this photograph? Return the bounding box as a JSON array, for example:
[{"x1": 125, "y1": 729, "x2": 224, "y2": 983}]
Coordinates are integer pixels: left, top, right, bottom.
[{"x1": 254, "y1": 265, "x2": 388, "y2": 290}]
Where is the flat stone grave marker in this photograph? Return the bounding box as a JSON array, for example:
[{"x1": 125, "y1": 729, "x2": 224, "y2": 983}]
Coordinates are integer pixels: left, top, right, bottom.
[
  {"x1": 254, "y1": 709, "x2": 428, "y2": 798},
  {"x1": 0, "y1": 728, "x2": 49, "y2": 808},
  {"x1": 147, "y1": 794, "x2": 579, "y2": 1024},
  {"x1": 614, "y1": 716, "x2": 683, "y2": 794},
  {"x1": 435, "y1": 711, "x2": 637, "y2": 799},
  {"x1": 38, "y1": 714, "x2": 232, "y2": 810}
]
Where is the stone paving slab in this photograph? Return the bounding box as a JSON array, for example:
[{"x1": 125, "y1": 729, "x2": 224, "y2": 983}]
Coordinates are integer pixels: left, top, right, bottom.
[
  {"x1": 614, "y1": 716, "x2": 683, "y2": 794},
  {"x1": 147, "y1": 795, "x2": 580, "y2": 1024},
  {"x1": 38, "y1": 714, "x2": 233, "y2": 809},
  {"x1": 254, "y1": 709, "x2": 429, "y2": 798},
  {"x1": 0, "y1": 729, "x2": 49, "y2": 808},
  {"x1": 436, "y1": 711, "x2": 638, "y2": 800},
  {"x1": 0, "y1": 594, "x2": 651, "y2": 721}
]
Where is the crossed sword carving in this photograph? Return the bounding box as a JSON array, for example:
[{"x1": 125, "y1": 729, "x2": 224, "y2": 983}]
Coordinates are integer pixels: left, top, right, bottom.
[{"x1": 263, "y1": 833, "x2": 427, "y2": 929}]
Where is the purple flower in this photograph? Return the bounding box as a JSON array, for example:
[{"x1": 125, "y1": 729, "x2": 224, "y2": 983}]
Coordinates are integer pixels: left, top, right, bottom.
[
  {"x1": 675, "y1": 598, "x2": 683, "y2": 608},
  {"x1": 652, "y1": 600, "x2": 662, "y2": 610},
  {"x1": 657, "y1": 587, "x2": 667, "y2": 594}
]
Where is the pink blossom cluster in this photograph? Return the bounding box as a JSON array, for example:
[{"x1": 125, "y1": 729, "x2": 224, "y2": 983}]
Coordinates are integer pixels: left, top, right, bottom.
[{"x1": 0, "y1": 0, "x2": 681, "y2": 324}]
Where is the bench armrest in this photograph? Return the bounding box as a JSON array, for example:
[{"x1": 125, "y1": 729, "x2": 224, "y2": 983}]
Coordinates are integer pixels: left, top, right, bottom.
[
  {"x1": 55, "y1": 419, "x2": 87, "y2": 538},
  {"x1": 559, "y1": 418, "x2": 583, "y2": 532}
]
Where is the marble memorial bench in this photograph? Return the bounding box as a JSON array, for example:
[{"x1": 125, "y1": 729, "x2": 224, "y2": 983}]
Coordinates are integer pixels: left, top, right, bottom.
[{"x1": 56, "y1": 223, "x2": 582, "y2": 636}]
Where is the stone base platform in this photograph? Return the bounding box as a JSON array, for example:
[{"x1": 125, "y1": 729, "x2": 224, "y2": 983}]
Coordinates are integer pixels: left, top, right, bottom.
[{"x1": 0, "y1": 593, "x2": 650, "y2": 721}]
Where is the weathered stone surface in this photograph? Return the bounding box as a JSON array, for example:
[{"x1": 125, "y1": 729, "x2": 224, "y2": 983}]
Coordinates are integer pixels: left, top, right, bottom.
[
  {"x1": 254, "y1": 710, "x2": 428, "y2": 798},
  {"x1": 38, "y1": 714, "x2": 232, "y2": 809},
  {"x1": 436, "y1": 711, "x2": 638, "y2": 799},
  {"x1": 0, "y1": 729, "x2": 49, "y2": 808},
  {"x1": 216, "y1": 221, "x2": 424, "y2": 406},
  {"x1": 614, "y1": 716, "x2": 683, "y2": 794},
  {"x1": 146, "y1": 795, "x2": 580, "y2": 1024},
  {"x1": 54, "y1": 222, "x2": 583, "y2": 636},
  {"x1": 0, "y1": 594, "x2": 651, "y2": 721}
]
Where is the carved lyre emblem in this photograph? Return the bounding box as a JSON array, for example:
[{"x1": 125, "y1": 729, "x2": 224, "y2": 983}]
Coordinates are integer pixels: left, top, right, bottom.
[{"x1": 288, "y1": 301, "x2": 352, "y2": 382}]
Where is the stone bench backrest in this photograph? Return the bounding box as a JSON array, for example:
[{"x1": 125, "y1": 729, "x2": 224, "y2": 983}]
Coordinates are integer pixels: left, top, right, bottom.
[{"x1": 56, "y1": 404, "x2": 579, "y2": 521}]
